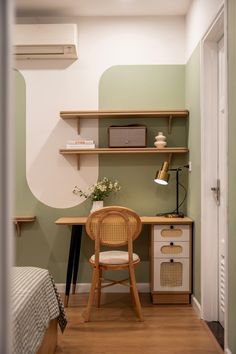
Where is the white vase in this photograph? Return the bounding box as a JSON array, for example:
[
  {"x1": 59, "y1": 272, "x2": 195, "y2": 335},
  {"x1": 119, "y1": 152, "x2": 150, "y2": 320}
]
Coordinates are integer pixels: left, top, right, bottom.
[
  {"x1": 154, "y1": 132, "x2": 167, "y2": 149},
  {"x1": 90, "y1": 200, "x2": 104, "y2": 213}
]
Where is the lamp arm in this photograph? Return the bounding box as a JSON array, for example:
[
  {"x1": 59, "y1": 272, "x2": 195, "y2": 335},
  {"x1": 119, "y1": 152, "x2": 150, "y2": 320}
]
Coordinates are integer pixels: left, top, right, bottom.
[
  {"x1": 169, "y1": 165, "x2": 189, "y2": 216},
  {"x1": 176, "y1": 169, "x2": 179, "y2": 215},
  {"x1": 169, "y1": 164, "x2": 189, "y2": 172},
  {"x1": 154, "y1": 162, "x2": 189, "y2": 217}
]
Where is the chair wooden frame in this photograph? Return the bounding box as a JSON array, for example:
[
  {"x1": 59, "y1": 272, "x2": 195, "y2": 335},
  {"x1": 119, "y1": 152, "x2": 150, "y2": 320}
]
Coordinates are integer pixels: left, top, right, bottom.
[{"x1": 83, "y1": 206, "x2": 144, "y2": 322}]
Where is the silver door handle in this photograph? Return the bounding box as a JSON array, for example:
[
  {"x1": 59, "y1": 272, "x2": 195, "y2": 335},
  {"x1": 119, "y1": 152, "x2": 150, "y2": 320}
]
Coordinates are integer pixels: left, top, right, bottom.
[{"x1": 211, "y1": 179, "x2": 220, "y2": 205}]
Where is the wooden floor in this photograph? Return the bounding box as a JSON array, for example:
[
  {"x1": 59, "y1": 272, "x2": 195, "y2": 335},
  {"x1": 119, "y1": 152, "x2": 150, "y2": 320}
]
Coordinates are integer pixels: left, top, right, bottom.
[{"x1": 57, "y1": 293, "x2": 223, "y2": 354}]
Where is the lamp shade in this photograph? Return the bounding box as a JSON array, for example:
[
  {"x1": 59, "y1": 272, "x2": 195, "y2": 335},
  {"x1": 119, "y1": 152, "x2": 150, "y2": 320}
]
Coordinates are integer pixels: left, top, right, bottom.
[{"x1": 154, "y1": 161, "x2": 170, "y2": 185}]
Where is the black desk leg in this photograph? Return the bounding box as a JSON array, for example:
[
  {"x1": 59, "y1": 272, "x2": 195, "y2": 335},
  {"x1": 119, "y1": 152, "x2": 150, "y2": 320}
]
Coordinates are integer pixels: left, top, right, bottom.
[
  {"x1": 72, "y1": 225, "x2": 82, "y2": 294},
  {"x1": 64, "y1": 225, "x2": 83, "y2": 307}
]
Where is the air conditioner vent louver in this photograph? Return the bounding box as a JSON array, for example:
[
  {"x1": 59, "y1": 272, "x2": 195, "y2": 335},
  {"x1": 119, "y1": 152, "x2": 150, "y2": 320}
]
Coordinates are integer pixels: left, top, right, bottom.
[{"x1": 14, "y1": 24, "x2": 78, "y2": 60}]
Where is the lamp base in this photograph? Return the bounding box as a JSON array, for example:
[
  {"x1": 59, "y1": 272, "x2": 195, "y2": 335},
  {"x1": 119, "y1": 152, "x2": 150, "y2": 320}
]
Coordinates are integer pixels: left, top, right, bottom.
[
  {"x1": 156, "y1": 212, "x2": 184, "y2": 218},
  {"x1": 164, "y1": 213, "x2": 184, "y2": 218}
]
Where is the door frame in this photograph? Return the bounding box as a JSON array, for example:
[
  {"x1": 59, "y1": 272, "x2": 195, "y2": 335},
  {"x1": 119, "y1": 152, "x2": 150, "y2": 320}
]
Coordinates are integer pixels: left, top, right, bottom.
[
  {"x1": 200, "y1": 1, "x2": 228, "y2": 339},
  {"x1": 0, "y1": 0, "x2": 14, "y2": 353}
]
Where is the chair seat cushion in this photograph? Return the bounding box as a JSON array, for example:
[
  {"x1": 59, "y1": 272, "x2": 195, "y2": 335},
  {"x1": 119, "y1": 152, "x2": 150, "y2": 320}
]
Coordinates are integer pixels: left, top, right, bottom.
[{"x1": 90, "y1": 250, "x2": 140, "y2": 265}]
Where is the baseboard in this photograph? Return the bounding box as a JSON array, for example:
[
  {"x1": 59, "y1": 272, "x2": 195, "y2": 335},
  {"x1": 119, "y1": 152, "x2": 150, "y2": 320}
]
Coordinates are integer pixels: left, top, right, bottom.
[
  {"x1": 56, "y1": 282, "x2": 150, "y2": 294},
  {"x1": 191, "y1": 294, "x2": 201, "y2": 318},
  {"x1": 225, "y1": 349, "x2": 232, "y2": 354}
]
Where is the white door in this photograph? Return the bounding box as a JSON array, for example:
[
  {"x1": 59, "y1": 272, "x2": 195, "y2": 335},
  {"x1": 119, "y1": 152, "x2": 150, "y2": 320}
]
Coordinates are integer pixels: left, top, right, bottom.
[
  {"x1": 215, "y1": 36, "x2": 227, "y2": 328},
  {"x1": 201, "y1": 9, "x2": 228, "y2": 333}
]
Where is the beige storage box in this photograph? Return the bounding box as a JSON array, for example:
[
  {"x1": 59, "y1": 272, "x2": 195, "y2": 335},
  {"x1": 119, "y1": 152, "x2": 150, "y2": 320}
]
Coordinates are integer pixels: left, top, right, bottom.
[{"x1": 108, "y1": 125, "x2": 147, "y2": 148}]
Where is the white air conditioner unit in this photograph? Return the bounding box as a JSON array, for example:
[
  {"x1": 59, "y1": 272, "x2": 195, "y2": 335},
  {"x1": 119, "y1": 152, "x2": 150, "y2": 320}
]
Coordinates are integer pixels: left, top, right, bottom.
[{"x1": 14, "y1": 24, "x2": 78, "y2": 60}]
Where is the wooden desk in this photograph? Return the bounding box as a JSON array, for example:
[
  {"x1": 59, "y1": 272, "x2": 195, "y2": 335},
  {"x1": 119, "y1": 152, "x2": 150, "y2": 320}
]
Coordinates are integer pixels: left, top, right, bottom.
[{"x1": 55, "y1": 216, "x2": 193, "y2": 307}]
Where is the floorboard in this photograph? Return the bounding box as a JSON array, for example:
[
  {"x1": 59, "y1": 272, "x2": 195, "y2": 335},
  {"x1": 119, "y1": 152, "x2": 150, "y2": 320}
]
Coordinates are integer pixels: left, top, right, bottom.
[{"x1": 57, "y1": 293, "x2": 223, "y2": 354}]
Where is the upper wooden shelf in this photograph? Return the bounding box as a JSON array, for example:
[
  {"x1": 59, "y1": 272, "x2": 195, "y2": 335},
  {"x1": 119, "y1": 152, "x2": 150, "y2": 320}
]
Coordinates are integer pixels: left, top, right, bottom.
[
  {"x1": 60, "y1": 110, "x2": 189, "y2": 119},
  {"x1": 13, "y1": 216, "x2": 36, "y2": 237},
  {"x1": 60, "y1": 110, "x2": 189, "y2": 134}
]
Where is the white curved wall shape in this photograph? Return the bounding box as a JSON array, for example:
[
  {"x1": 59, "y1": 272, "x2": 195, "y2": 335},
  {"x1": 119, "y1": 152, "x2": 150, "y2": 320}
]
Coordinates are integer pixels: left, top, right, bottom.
[
  {"x1": 17, "y1": 16, "x2": 186, "y2": 208},
  {"x1": 21, "y1": 68, "x2": 99, "y2": 208}
]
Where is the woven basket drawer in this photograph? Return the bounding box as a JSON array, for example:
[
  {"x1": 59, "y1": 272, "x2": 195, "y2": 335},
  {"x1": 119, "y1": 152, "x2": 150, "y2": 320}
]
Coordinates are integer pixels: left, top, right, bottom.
[
  {"x1": 153, "y1": 258, "x2": 190, "y2": 292},
  {"x1": 153, "y1": 224, "x2": 190, "y2": 242},
  {"x1": 153, "y1": 241, "x2": 189, "y2": 258}
]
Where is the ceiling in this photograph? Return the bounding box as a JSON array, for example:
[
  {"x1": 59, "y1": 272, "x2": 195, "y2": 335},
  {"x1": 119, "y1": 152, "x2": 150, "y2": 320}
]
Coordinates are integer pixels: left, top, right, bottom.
[{"x1": 15, "y1": 0, "x2": 193, "y2": 17}]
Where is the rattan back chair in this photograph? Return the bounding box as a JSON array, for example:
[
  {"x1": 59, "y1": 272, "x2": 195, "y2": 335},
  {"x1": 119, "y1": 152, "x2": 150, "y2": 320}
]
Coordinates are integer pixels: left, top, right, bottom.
[{"x1": 82, "y1": 206, "x2": 144, "y2": 322}]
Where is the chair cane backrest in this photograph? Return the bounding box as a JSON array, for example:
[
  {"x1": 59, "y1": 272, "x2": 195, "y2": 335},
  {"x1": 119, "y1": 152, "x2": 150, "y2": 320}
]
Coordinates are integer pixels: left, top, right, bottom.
[{"x1": 85, "y1": 206, "x2": 142, "y2": 247}]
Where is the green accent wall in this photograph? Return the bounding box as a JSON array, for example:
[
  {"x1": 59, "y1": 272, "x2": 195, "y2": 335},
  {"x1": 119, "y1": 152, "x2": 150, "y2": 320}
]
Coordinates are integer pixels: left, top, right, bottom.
[
  {"x1": 99, "y1": 65, "x2": 186, "y2": 110},
  {"x1": 227, "y1": 0, "x2": 236, "y2": 351},
  {"x1": 185, "y1": 46, "x2": 201, "y2": 302},
  {"x1": 99, "y1": 65, "x2": 188, "y2": 281}
]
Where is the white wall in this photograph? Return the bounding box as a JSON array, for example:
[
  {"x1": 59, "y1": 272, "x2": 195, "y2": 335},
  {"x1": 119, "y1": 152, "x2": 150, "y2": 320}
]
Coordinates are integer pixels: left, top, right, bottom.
[
  {"x1": 15, "y1": 16, "x2": 186, "y2": 208},
  {"x1": 185, "y1": 0, "x2": 223, "y2": 60}
]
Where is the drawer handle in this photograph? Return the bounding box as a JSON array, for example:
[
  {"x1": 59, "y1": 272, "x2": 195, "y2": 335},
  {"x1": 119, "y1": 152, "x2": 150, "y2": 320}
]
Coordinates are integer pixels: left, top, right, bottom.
[
  {"x1": 170, "y1": 225, "x2": 174, "y2": 229},
  {"x1": 170, "y1": 242, "x2": 174, "y2": 246},
  {"x1": 170, "y1": 259, "x2": 174, "y2": 263}
]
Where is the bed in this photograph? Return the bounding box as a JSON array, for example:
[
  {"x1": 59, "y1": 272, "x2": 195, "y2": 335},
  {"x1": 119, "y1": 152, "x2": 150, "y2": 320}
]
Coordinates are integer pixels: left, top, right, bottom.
[{"x1": 12, "y1": 267, "x2": 67, "y2": 354}]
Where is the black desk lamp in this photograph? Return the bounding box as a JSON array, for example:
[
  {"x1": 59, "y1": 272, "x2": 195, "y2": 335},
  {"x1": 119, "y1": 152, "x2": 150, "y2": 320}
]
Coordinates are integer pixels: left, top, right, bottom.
[{"x1": 154, "y1": 161, "x2": 189, "y2": 218}]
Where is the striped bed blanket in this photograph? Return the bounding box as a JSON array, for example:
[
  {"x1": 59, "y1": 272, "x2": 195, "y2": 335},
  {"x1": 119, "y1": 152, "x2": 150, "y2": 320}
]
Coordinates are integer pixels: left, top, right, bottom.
[{"x1": 12, "y1": 267, "x2": 67, "y2": 354}]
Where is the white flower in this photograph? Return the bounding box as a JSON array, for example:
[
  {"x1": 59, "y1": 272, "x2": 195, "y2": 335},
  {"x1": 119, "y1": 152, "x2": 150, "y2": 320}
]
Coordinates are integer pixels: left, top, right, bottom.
[{"x1": 73, "y1": 177, "x2": 121, "y2": 201}]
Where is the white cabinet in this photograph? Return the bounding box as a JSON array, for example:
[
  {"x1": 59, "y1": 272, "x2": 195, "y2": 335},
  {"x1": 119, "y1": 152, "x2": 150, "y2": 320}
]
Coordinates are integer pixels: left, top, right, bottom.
[{"x1": 151, "y1": 222, "x2": 192, "y2": 304}]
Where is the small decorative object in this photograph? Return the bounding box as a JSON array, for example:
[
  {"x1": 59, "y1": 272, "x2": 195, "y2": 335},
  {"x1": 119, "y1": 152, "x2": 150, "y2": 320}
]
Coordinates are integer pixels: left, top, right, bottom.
[
  {"x1": 90, "y1": 200, "x2": 104, "y2": 213},
  {"x1": 73, "y1": 177, "x2": 121, "y2": 213},
  {"x1": 154, "y1": 132, "x2": 167, "y2": 149}
]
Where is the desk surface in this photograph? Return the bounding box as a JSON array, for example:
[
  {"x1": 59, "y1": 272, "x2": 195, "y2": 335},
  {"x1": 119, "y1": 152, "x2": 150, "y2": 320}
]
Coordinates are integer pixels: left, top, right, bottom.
[{"x1": 55, "y1": 216, "x2": 193, "y2": 225}]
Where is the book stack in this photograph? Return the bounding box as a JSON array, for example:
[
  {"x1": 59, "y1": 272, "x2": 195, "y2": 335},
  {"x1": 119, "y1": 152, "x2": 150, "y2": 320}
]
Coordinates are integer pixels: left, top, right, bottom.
[{"x1": 66, "y1": 139, "x2": 95, "y2": 149}]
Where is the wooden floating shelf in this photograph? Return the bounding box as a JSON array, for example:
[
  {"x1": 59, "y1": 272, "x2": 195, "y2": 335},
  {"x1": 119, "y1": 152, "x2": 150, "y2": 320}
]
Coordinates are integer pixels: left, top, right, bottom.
[
  {"x1": 13, "y1": 216, "x2": 36, "y2": 237},
  {"x1": 60, "y1": 110, "x2": 189, "y2": 119},
  {"x1": 60, "y1": 147, "x2": 188, "y2": 154},
  {"x1": 59, "y1": 147, "x2": 189, "y2": 169},
  {"x1": 60, "y1": 110, "x2": 189, "y2": 134}
]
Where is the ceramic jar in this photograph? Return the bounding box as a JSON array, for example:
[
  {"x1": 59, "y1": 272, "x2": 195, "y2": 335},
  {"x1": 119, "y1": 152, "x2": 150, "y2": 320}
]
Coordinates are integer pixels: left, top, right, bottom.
[
  {"x1": 90, "y1": 200, "x2": 104, "y2": 213},
  {"x1": 154, "y1": 132, "x2": 167, "y2": 149}
]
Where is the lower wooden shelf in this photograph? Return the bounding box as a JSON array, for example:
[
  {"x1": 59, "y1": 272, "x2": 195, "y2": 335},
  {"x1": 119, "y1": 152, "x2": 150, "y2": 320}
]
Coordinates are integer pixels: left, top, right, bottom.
[
  {"x1": 60, "y1": 147, "x2": 188, "y2": 155},
  {"x1": 59, "y1": 147, "x2": 189, "y2": 169}
]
